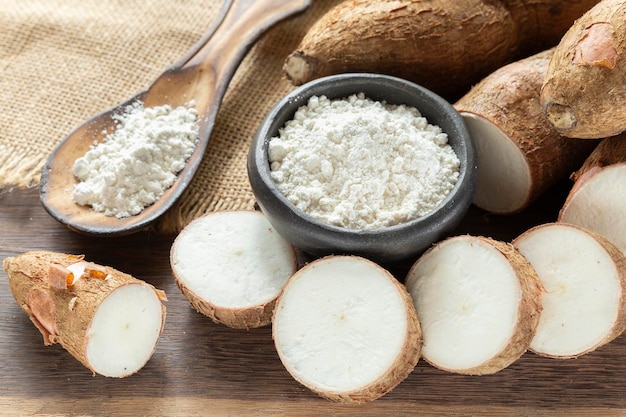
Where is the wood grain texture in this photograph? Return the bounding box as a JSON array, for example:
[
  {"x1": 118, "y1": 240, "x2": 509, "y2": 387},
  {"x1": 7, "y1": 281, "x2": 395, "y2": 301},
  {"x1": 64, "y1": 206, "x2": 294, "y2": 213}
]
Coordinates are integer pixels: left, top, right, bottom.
[{"x1": 2, "y1": 185, "x2": 626, "y2": 416}]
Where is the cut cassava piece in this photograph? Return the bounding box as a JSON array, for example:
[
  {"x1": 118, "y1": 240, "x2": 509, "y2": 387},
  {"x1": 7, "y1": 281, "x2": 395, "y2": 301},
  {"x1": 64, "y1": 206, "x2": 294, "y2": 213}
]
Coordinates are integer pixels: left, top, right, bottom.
[
  {"x1": 541, "y1": 0, "x2": 626, "y2": 138},
  {"x1": 284, "y1": 0, "x2": 600, "y2": 100},
  {"x1": 170, "y1": 210, "x2": 297, "y2": 329},
  {"x1": 559, "y1": 134, "x2": 626, "y2": 254},
  {"x1": 513, "y1": 223, "x2": 626, "y2": 358},
  {"x1": 2, "y1": 251, "x2": 167, "y2": 378},
  {"x1": 455, "y1": 49, "x2": 596, "y2": 214},
  {"x1": 272, "y1": 255, "x2": 421, "y2": 403},
  {"x1": 405, "y1": 236, "x2": 543, "y2": 375}
]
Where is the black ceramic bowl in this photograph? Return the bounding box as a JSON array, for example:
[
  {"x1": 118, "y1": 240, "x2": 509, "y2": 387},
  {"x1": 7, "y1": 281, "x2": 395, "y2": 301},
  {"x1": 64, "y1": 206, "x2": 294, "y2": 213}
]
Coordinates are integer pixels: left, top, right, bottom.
[{"x1": 247, "y1": 73, "x2": 477, "y2": 263}]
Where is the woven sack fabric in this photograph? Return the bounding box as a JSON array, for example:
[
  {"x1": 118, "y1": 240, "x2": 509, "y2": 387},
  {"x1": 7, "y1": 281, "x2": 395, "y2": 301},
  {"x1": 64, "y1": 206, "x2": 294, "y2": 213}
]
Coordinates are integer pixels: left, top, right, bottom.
[{"x1": 0, "y1": 0, "x2": 339, "y2": 233}]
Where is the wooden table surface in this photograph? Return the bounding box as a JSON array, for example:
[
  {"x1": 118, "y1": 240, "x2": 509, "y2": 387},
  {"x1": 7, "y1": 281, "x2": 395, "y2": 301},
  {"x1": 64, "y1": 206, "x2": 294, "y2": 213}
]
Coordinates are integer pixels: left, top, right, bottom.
[{"x1": 2, "y1": 184, "x2": 626, "y2": 416}]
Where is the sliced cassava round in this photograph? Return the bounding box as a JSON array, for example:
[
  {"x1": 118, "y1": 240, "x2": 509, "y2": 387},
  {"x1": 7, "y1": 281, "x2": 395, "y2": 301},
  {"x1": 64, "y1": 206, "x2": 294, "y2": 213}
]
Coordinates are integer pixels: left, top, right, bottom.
[
  {"x1": 2, "y1": 251, "x2": 167, "y2": 378},
  {"x1": 284, "y1": 0, "x2": 599, "y2": 100},
  {"x1": 541, "y1": 0, "x2": 626, "y2": 138},
  {"x1": 405, "y1": 236, "x2": 543, "y2": 375},
  {"x1": 170, "y1": 210, "x2": 297, "y2": 329},
  {"x1": 272, "y1": 255, "x2": 421, "y2": 403},
  {"x1": 455, "y1": 48, "x2": 596, "y2": 214},
  {"x1": 559, "y1": 134, "x2": 626, "y2": 254},
  {"x1": 513, "y1": 223, "x2": 626, "y2": 358}
]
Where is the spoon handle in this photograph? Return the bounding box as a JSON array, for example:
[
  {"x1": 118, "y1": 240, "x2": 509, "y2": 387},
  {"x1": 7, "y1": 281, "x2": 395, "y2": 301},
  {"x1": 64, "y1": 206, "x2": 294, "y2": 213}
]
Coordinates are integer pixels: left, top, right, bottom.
[
  {"x1": 168, "y1": 0, "x2": 234, "y2": 70},
  {"x1": 184, "y1": 0, "x2": 311, "y2": 70}
]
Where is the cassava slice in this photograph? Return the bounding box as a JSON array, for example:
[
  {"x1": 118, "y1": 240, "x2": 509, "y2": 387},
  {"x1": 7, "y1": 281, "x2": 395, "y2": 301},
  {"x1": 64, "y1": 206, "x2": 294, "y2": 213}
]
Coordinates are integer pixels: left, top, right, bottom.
[
  {"x1": 284, "y1": 0, "x2": 599, "y2": 100},
  {"x1": 513, "y1": 223, "x2": 626, "y2": 358},
  {"x1": 455, "y1": 49, "x2": 596, "y2": 213},
  {"x1": 2, "y1": 251, "x2": 167, "y2": 378},
  {"x1": 170, "y1": 210, "x2": 297, "y2": 329},
  {"x1": 541, "y1": 0, "x2": 626, "y2": 138},
  {"x1": 272, "y1": 255, "x2": 421, "y2": 403},
  {"x1": 405, "y1": 236, "x2": 543, "y2": 375},
  {"x1": 559, "y1": 134, "x2": 626, "y2": 254}
]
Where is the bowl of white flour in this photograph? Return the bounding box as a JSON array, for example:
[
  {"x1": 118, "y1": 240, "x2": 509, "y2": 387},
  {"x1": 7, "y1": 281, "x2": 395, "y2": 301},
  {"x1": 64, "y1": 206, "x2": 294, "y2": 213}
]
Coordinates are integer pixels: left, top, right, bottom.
[{"x1": 248, "y1": 73, "x2": 477, "y2": 263}]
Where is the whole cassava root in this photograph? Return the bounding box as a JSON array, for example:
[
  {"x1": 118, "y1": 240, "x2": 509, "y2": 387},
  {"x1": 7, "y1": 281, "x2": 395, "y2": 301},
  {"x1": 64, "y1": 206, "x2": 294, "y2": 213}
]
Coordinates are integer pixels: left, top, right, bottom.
[
  {"x1": 541, "y1": 0, "x2": 626, "y2": 138},
  {"x1": 405, "y1": 236, "x2": 543, "y2": 375},
  {"x1": 559, "y1": 134, "x2": 626, "y2": 254},
  {"x1": 454, "y1": 48, "x2": 596, "y2": 214},
  {"x1": 284, "y1": 0, "x2": 599, "y2": 100},
  {"x1": 3, "y1": 251, "x2": 167, "y2": 378}
]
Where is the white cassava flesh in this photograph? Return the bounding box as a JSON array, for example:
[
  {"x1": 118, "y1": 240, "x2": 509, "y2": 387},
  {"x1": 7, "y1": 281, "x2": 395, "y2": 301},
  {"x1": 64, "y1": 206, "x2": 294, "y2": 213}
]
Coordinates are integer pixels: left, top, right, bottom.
[
  {"x1": 86, "y1": 281, "x2": 164, "y2": 377},
  {"x1": 272, "y1": 256, "x2": 421, "y2": 404},
  {"x1": 559, "y1": 135, "x2": 626, "y2": 255},
  {"x1": 405, "y1": 236, "x2": 542, "y2": 375},
  {"x1": 461, "y1": 114, "x2": 531, "y2": 213},
  {"x1": 170, "y1": 210, "x2": 297, "y2": 329},
  {"x1": 455, "y1": 49, "x2": 596, "y2": 214},
  {"x1": 560, "y1": 164, "x2": 626, "y2": 255},
  {"x1": 2, "y1": 251, "x2": 167, "y2": 378},
  {"x1": 513, "y1": 223, "x2": 626, "y2": 358}
]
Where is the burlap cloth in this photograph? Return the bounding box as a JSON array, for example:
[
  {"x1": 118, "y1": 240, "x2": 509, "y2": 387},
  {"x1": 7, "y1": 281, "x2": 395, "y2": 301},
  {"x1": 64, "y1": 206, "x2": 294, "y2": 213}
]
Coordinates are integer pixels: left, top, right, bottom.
[{"x1": 0, "y1": 0, "x2": 341, "y2": 233}]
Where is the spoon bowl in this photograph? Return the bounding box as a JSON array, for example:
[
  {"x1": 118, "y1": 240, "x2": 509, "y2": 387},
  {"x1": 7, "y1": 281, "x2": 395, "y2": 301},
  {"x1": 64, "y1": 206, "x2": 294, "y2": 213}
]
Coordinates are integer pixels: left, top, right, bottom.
[{"x1": 40, "y1": 0, "x2": 310, "y2": 236}]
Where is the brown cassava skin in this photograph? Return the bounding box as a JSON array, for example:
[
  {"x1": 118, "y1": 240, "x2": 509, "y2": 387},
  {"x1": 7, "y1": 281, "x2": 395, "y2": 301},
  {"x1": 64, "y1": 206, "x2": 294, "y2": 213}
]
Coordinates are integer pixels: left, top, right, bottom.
[
  {"x1": 501, "y1": 0, "x2": 601, "y2": 53},
  {"x1": 569, "y1": 133, "x2": 626, "y2": 182},
  {"x1": 411, "y1": 236, "x2": 544, "y2": 375},
  {"x1": 273, "y1": 256, "x2": 422, "y2": 404},
  {"x1": 471, "y1": 237, "x2": 544, "y2": 375},
  {"x1": 541, "y1": 0, "x2": 626, "y2": 138},
  {"x1": 175, "y1": 279, "x2": 279, "y2": 330},
  {"x1": 513, "y1": 224, "x2": 626, "y2": 358},
  {"x1": 284, "y1": 0, "x2": 599, "y2": 100},
  {"x1": 2, "y1": 251, "x2": 167, "y2": 376},
  {"x1": 454, "y1": 49, "x2": 597, "y2": 213}
]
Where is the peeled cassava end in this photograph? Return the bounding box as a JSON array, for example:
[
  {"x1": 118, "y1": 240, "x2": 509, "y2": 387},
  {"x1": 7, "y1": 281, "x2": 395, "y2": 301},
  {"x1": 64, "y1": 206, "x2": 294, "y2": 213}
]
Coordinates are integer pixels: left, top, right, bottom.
[
  {"x1": 170, "y1": 210, "x2": 297, "y2": 329},
  {"x1": 2, "y1": 251, "x2": 166, "y2": 378},
  {"x1": 513, "y1": 223, "x2": 626, "y2": 358},
  {"x1": 272, "y1": 255, "x2": 421, "y2": 404},
  {"x1": 405, "y1": 236, "x2": 543, "y2": 375}
]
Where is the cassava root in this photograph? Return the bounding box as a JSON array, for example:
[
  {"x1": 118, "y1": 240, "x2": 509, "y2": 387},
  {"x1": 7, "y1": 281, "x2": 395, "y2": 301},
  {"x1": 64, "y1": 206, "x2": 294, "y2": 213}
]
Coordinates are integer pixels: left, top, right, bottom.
[
  {"x1": 3, "y1": 251, "x2": 167, "y2": 378},
  {"x1": 455, "y1": 48, "x2": 596, "y2": 214},
  {"x1": 285, "y1": 0, "x2": 600, "y2": 100},
  {"x1": 541, "y1": 0, "x2": 626, "y2": 138}
]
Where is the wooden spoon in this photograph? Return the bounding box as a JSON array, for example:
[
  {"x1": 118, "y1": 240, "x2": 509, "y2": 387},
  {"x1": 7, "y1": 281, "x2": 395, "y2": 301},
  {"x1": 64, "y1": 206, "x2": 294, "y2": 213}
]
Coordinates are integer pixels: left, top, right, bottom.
[{"x1": 39, "y1": 0, "x2": 310, "y2": 236}]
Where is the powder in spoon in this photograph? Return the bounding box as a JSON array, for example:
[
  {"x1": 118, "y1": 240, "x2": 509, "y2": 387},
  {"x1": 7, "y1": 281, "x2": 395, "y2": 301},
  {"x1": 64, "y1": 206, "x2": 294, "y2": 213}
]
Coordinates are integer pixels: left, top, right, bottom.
[
  {"x1": 72, "y1": 100, "x2": 199, "y2": 218},
  {"x1": 268, "y1": 93, "x2": 460, "y2": 230}
]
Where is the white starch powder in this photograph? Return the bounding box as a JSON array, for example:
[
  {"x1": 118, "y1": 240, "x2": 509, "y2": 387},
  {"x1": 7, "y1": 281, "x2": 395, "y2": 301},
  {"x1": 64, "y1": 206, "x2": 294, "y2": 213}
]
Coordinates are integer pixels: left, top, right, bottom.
[
  {"x1": 268, "y1": 93, "x2": 460, "y2": 230},
  {"x1": 72, "y1": 101, "x2": 199, "y2": 218}
]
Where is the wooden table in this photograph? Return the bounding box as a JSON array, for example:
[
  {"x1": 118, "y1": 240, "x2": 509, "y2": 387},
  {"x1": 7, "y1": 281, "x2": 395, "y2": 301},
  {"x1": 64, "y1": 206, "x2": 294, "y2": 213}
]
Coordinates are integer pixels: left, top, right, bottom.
[{"x1": 2, "y1": 184, "x2": 625, "y2": 416}]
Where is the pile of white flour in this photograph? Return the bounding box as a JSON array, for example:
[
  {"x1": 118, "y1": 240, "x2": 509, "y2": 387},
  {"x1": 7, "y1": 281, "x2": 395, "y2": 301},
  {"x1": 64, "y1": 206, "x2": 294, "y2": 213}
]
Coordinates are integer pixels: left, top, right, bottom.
[
  {"x1": 72, "y1": 101, "x2": 199, "y2": 218},
  {"x1": 268, "y1": 93, "x2": 460, "y2": 230}
]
